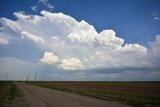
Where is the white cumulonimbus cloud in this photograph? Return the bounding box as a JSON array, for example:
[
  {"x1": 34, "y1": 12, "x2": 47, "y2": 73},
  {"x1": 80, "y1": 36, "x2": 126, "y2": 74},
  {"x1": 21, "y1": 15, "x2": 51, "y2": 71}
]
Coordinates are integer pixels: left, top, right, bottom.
[
  {"x1": 58, "y1": 57, "x2": 84, "y2": 70},
  {"x1": 21, "y1": 31, "x2": 44, "y2": 44},
  {"x1": 40, "y1": 52, "x2": 58, "y2": 64},
  {"x1": 0, "y1": 37, "x2": 9, "y2": 45},
  {"x1": 40, "y1": 52, "x2": 84, "y2": 70},
  {"x1": 0, "y1": 10, "x2": 160, "y2": 70}
]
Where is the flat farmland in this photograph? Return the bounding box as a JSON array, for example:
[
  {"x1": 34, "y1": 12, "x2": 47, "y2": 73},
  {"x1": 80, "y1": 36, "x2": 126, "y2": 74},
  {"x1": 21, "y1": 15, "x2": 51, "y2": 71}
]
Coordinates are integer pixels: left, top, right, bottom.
[{"x1": 31, "y1": 81, "x2": 160, "y2": 106}]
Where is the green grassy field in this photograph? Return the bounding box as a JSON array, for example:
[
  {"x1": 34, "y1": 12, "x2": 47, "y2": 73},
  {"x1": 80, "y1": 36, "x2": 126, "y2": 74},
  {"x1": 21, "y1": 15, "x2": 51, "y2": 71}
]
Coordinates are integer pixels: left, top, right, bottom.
[
  {"x1": 31, "y1": 81, "x2": 160, "y2": 106},
  {"x1": 0, "y1": 81, "x2": 22, "y2": 107}
]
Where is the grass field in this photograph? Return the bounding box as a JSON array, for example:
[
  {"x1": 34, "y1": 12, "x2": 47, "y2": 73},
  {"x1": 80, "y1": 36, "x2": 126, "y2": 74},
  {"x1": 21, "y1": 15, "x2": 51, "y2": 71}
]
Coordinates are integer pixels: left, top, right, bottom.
[
  {"x1": 0, "y1": 81, "x2": 22, "y2": 107},
  {"x1": 31, "y1": 81, "x2": 160, "y2": 106}
]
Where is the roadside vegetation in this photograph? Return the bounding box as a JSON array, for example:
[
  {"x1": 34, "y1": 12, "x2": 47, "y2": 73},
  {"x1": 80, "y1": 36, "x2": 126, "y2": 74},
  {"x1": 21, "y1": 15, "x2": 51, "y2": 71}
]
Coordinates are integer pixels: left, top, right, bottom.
[
  {"x1": 31, "y1": 81, "x2": 160, "y2": 106},
  {"x1": 0, "y1": 81, "x2": 22, "y2": 107}
]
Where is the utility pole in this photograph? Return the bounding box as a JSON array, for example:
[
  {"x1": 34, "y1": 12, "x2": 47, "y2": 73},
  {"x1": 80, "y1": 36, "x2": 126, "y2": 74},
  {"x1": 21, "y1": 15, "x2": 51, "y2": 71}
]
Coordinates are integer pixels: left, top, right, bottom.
[
  {"x1": 34, "y1": 70, "x2": 37, "y2": 81},
  {"x1": 26, "y1": 75, "x2": 30, "y2": 81},
  {"x1": 6, "y1": 74, "x2": 8, "y2": 81},
  {"x1": 28, "y1": 75, "x2": 30, "y2": 81},
  {"x1": 25, "y1": 75, "x2": 27, "y2": 81}
]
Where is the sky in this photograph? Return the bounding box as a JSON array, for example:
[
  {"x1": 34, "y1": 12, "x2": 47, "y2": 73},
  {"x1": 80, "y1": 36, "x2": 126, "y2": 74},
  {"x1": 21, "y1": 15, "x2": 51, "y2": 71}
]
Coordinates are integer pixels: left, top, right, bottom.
[{"x1": 0, "y1": 0, "x2": 160, "y2": 81}]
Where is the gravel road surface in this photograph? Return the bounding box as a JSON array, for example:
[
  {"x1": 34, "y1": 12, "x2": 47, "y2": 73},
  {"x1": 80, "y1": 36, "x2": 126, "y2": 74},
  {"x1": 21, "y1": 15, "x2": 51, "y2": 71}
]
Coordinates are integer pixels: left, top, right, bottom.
[{"x1": 15, "y1": 82, "x2": 130, "y2": 107}]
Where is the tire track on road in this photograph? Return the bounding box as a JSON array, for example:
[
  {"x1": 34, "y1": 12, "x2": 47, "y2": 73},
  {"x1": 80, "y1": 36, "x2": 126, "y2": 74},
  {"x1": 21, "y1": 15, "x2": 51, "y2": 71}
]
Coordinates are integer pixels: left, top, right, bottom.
[{"x1": 24, "y1": 87, "x2": 52, "y2": 107}]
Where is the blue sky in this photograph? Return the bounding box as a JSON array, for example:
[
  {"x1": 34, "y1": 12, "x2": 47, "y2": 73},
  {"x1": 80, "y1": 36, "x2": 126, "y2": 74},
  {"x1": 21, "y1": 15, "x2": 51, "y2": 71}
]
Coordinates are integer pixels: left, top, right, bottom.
[
  {"x1": 0, "y1": 0, "x2": 160, "y2": 81},
  {"x1": 1, "y1": 0, "x2": 160, "y2": 44}
]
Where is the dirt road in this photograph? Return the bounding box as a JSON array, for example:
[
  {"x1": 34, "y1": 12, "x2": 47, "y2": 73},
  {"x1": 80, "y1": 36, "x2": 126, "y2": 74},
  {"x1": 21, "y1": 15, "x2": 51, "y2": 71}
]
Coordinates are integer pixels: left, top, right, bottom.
[{"x1": 15, "y1": 82, "x2": 130, "y2": 107}]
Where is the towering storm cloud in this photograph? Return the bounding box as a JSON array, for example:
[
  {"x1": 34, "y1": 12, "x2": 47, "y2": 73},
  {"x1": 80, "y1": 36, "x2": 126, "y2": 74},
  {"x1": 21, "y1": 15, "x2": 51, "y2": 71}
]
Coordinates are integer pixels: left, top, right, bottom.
[{"x1": 0, "y1": 10, "x2": 160, "y2": 71}]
